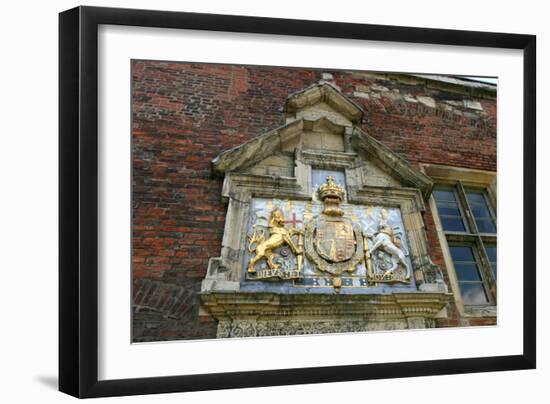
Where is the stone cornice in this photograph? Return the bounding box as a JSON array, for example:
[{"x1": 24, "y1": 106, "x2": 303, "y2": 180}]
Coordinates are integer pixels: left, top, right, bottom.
[
  {"x1": 212, "y1": 117, "x2": 350, "y2": 175},
  {"x1": 221, "y1": 173, "x2": 307, "y2": 201},
  {"x1": 349, "y1": 71, "x2": 496, "y2": 100},
  {"x1": 212, "y1": 119, "x2": 302, "y2": 174},
  {"x1": 201, "y1": 291, "x2": 451, "y2": 321}
]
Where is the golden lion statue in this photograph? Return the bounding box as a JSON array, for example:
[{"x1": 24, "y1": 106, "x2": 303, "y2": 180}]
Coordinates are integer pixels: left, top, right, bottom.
[{"x1": 247, "y1": 209, "x2": 303, "y2": 273}]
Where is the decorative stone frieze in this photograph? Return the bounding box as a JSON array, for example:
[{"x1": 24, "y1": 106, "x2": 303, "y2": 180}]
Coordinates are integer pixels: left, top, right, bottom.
[{"x1": 202, "y1": 292, "x2": 450, "y2": 338}]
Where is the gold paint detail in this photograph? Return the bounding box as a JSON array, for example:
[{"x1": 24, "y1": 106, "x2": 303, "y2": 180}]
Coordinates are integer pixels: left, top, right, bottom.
[
  {"x1": 364, "y1": 233, "x2": 373, "y2": 279},
  {"x1": 247, "y1": 208, "x2": 304, "y2": 280},
  {"x1": 304, "y1": 177, "x2": 364, "y2": 287},
  {"x1": 319, "y1": 175, "x2": 346, "y2": 217},
  {"x1": 244, "y1": 176, "x2": 414, "y2": 289},
  {"x1": 332, "y1": 276, "x2": 342, "y2": 293},
  {"x1": 318, "y1": 175, "x2": 345, "y2": 201}
]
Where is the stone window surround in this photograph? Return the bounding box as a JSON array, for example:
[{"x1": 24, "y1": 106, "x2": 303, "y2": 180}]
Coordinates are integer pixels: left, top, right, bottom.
[{"x1": 421, "y1": 163, "x2": 497, "y2": 318}]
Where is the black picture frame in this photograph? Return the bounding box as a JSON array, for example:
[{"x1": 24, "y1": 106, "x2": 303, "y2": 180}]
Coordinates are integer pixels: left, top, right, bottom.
[{"x1": 59, "y1": 5, "x2": 536, "y2": 398}]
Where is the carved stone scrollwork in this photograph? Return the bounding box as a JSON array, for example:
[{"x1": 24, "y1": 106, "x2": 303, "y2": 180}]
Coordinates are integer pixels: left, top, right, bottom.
[
  {"x1": 203, "y1": 292, "x2": 451, "y2": 338},
  {"x1": 406, "y1": 317, "x2": 427, "y2": 329},
  {"x1": 417, "y1": 261, "x2": 448, "y2": 293},
  {"x1": 228, "y1": 320, "x2": 257, "y2": 338},
  {"x1": 423, "y1": 262, "x2": 445, "y2": 284},
  {"x1": 217, "y1": 319, "x2": 412, "y2": 338},
  {"x1": 216, "y1": 321, "x2": 232, "y2": 338}
]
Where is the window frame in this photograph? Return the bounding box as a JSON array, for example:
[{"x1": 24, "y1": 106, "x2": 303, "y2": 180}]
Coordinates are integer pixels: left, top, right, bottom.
[
  {"x1": 464, "y1": 187, "x2": 497, "y2": 235},
  {"x1": 432, "y1": 185, "x2": 471, "y2": 233},
  {"x1": 448, "y1": 241, "x2": 493, "y2": 306},
  {"x1": 422, "y1": 164, "x2": 497, "y2": 317}
]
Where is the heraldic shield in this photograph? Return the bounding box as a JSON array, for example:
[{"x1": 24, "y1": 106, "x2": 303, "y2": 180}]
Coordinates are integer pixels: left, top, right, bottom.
[
  {"x1": 304, "y1": 176, "x2": 364, "y2": 277},
  {"x1": 305, "y1": 215, "x2": 364, "y2": 276},
  {"x1": 314, "y1": 218, "x2": 356, "y2": 263}
]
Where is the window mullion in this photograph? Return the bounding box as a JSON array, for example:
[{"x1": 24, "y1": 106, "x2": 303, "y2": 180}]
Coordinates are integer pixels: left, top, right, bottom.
[
  {"x1": 482, "y1": 190, "x2": 498, "y2": 228},
  {"x1": 456, "y1": 181, "x2": 478, "y2": 234},
  {"x1": 477, "y1": 237, "x2": 497, "y2": 303}
]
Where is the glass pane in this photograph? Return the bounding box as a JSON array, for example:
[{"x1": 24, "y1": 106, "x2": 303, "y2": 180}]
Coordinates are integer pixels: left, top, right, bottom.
[
  {"x1": 450, "y1": 245, "x2": 475, "y2": 262},
  {"x1": 471, "y1": 206, "x2": 492, "y2": 218},
  {"x1": 466, "y1": 191, "x2": 486, "y2": 205},
  {"x1": 433, "y1": 189, "x2": 456, "y2": 202},
  {"x1": 451, "y1": 244, "x2": 491, "y2": 304},
  {"x1": 454, "y1": 263, "x2": 482, "y2": 281},
  {"x1": 433, "y1": 187, "x2": 467, "y2": 232},
  {"x1": 466, "y1": 190, "x2": 496, "y2": 233},
  {"x1": 459, "y1": 282, "x2": 489, "y2": 305},
  {"x1": 441, "y1": 217, "x2": 466, "y2": 232},
  {"x1": 476, "y1": 218, "x2": 497, "y2": 233},
  {"x1": 438, "y1": 206, "x2": 461, "y2": 216},
  {"x1": 485, "y1": 246, "x2": 497, "y2": 262}
]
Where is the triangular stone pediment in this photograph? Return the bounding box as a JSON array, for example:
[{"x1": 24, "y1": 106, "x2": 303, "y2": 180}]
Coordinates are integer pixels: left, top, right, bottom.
[
  {"x1": 286, "y1": 83, "x2": 364, "y2": 125},
  {"x1": 212, "y1": 84, "x2": 432, "y2": 199},
  {"x1": 350, "y1": 127, "x2": 433, "y2": 198},
  {"x1": 211, "y1": 117, "x2": 347, "y2": 174}
]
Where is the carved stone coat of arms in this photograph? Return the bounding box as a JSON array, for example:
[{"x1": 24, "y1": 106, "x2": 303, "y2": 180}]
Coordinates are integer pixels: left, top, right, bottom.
[
  {"x1": 201, "y1": 83, "x2": 450, "y2": 337},
  {"x1": 304, "y1": 176, "x2": 364, "y2": 287},
  {"x1": 245, "y1": 176, "x2": 413, "y2": 292}
]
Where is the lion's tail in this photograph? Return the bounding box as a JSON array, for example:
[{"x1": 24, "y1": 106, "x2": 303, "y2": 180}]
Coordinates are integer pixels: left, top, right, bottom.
[{"x1": 248, "y1": 230, "x2": 264, "y2": 253}]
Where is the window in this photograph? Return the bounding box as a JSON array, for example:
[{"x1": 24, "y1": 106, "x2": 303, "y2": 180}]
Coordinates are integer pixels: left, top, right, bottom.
[
  {"x1": 465, "y1": 189, "x2": 497, "y2": 234},
  {"x1": 449, "y1": 245, "x2": 489, "y2": 305},
  {"x1": 432, "y1": 183, "x2": 497, "y2": 307},
  {"x1": 432, "y1": 188, "x2": 467, "y2": 232}
]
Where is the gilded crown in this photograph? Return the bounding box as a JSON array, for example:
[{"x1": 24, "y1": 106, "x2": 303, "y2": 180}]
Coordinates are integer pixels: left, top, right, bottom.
[{"x1": 318, "y1": 176, "x2": 345, "y2": 201}]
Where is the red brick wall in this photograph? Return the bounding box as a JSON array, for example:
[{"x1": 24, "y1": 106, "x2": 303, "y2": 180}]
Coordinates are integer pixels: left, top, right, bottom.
[{"x1": 131, "y1": 60, "x2": 497, "y2": 341}]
